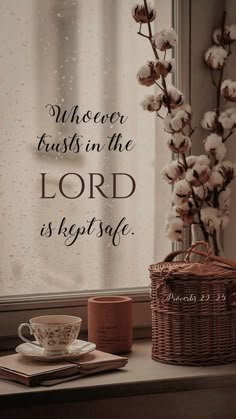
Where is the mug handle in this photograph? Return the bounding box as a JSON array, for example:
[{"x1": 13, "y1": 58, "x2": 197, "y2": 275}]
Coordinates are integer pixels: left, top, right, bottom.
[{"x1": 17, "y1": 323, "x2": 41, "y2": 347}]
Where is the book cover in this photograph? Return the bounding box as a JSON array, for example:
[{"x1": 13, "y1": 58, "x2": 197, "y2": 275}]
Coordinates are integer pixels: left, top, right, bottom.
[{"x1": 0, "y1": 351, "x2": 128, "y2": 386}]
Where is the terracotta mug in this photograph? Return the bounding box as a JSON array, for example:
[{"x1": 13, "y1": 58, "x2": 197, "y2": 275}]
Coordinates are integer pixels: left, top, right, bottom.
[{"x1": 88, "y1": 296, "x2": 132, "y2": 354}]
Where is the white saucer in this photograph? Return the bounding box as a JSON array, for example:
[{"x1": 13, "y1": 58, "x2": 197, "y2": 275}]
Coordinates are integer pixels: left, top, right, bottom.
[{"x1": 15, "y1": 340, "x2": 96, "y2": 362}]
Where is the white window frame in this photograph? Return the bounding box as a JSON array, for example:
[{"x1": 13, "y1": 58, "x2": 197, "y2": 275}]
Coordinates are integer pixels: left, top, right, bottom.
[{"x1": 1, "y1": 0, "x2": 225, "y2": 350}]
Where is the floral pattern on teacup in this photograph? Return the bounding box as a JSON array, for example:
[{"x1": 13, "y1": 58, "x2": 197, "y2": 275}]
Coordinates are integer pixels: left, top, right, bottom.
[{"x1": 32, "y1": 324, "x2": 80, "y2": 348}]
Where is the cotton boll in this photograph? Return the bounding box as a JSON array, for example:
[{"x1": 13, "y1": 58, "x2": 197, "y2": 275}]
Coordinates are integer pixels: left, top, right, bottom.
[
  {"x1": 213, "y1": 25, "x2": 236, "y2": 44},
  {"x1": 153, "y1": 28, "x2": 177, "y2": 51},
  {"x1": 204, "y1": 133, "x2": 226, "y2": 161},
  {"x1": 165, "y1": 211, "x2": 179, "y2": 224},
  {"x1": 176, "y1": 109, "x2": 191, "y2": 122},
  {"x1": 172, "y1": 195, "x2": 187, "y2": 205},
  {"x1": 208, "y1": 171, "x2": 224, "y2": 188},
  {"x1": 163, "y1": 86, "x2": 184, "y2": 109},
  {"x1": 225, "y1": 108, "x2": 236, "y2": 124},
  {"x1": 200, "y1": 207, "x2": 222, "y2": 234},
  {"x1": 213, "y1": 28, "x2": 223, "y2": 45},
  {"x1": 167, "y1": 133, "x2": 191, "y2": 154},
  {"x1": 201, "y1": 111, "x2": 217, "y2": 131},
  {"x1": 218, "y1": 112, "x2": 235, "y2": 129},
  {"x1": 197, "y1": 155, "x2": 211, "y2": 167},
  {"x1": 173, "y1": 109, "x2": 191, "y2": 123},
  {"x1": 162, "y1": 161, "x2": 184, "y2": 184},
  {"x1": 196, "y1": 183, "x2": 212, "y2": 201},
  {"x1": 140, "y1": 94, "x2": 163, "y2": 112},
  {"x1": 228, "y1": 25, "x2": 236, "y2": 41},
  {"x1": 137, "y1": 61, "x2": 160, "y2": 86},
  {"x1": 221, "y1": 161, "x2": 235, "y2": 182},
  {"x1": 132, "y1": 3, "x2": 156, "y2": 23},
  {"x1": 183, "y1": 104, "x2": 192, "y2": 114},
  {"x1": 221, "y1": 160, "x2": 234, "y2": 172},
  {"x1": 137, "y1": 64, "x2": 150, "y2": 79},
  {"x1": 186, "y1": 164, "x2": 210, "y2": 186},
  {"x1": 172, "y1": 179, "x2": 192, "y2": 204},
  {"x1": 225, "y1": 108, "x2": 236, "y2": 117},
  {"x1": 221, "y1": 79, "x2": 236, "y2": 102},
  {"x1": 186, "y1": 155, "x2": 197, "y2": 168},
  {"x1": 193, "y1": 185, "x2": 208, "y2": 201},
  {"x1": 218, "y1": 187, "x2": 231, "y2": 211},
  {"x1": 221, "y1": 79, "x2": 232, "y2": 91},
  {"x1": 169, "y1": 109, "x2": 191, "y2": 132},
  {"x1": 204, "y1": 46, "x2": 227, "y2": 70},
  {"x1": 172, "y1": 104, "x2": 192, "y2": 119},
  {"x1": 222, "y1": 160, "x2": 234, "y2": 170},
  {"x1": 166, "y1": 228, "x2": 183, "y2": 242},
  {"x1": 169, "y1": 116, "x2": 184, "y2": 132},
  {"x1": 163, "y1": 115, "x2": 173, "y2": 133},
  {"x1": 221, "y1": 117, "x2": 235, "y2": 130},
  {"x1": 216, "y1": 144, "x2": 227, "y2": 161},
  {"x1": 174, "y1": 200, "x2": 197, "y2": 226},
  {"x1": 211, "y1": 161, "x2": 235, "y2": 186},
  {"x1": 204, "y1": 133, "x2": 223, "y2": 151},
  {"x1": 165, "y1": 213, "x2": 184, "y2": 241},
  {"x1": 155, "y1": 59, "x2": 174, "y2": 77},
  {"x1": 173, "y1": 202, "x2": 190, "y2": 215}
]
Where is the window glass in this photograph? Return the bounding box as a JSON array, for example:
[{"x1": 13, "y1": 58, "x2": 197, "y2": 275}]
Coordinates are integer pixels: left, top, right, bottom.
[{"x1": 0, "y1": 0, "x2": 172, "y2": 296}]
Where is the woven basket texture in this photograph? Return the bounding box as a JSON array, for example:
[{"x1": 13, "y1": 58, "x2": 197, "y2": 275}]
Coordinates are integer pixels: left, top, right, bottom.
[{"x1": 150, "y1": 241, "x2": 236, "y2": 366}]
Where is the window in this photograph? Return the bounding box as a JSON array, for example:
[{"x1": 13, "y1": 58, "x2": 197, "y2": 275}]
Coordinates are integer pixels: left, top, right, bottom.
[
  {"x1": 0, "y1": 0, "x2": 172, "y2": 298},
  {"x1": 0, "y1": 0, "x2": 200, "y2": 348}
]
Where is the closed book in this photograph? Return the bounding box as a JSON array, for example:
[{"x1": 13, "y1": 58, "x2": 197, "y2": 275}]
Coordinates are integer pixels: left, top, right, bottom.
[{"x1": 0, "y1": 350, "x2": 128, "y2": 386}]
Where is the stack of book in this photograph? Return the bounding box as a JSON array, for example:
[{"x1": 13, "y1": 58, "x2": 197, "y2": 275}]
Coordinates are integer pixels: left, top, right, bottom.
[{"x1": 0, "y1": 350, "x2": 128, "y2": 386}]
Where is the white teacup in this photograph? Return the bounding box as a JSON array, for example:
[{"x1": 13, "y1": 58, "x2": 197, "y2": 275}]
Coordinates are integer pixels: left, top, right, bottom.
[{"x1": 17, "y1": 315, "x2": 82, "y2": 356}]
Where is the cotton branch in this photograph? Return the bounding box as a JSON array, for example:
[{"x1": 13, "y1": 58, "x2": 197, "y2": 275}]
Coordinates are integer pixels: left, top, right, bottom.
[
  {"x1": 138, "y1": 0, "x2": 172, "y2": 114},
  {"x1": 133, "y1": 4, "x2": 235, "y2": 252},
  {"x1": 208, "y1": 11, "x2": 227, "y2": 255}
]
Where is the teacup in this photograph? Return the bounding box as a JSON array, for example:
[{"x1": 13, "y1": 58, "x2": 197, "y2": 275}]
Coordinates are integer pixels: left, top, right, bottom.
[{"x1": 17, "y1": 315, "x2": 82, "y2": 356}]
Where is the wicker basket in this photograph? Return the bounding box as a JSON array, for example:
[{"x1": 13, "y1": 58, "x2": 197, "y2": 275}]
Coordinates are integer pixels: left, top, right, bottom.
[{"x1": 149, "y1": 241, "x2": 236, "y2": 366}]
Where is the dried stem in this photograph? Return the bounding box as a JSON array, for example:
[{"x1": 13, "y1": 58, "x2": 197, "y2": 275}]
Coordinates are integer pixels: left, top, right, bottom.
[
  {"x1": 135, "y1": 4, "x2": 230, "y2": 252},
  {"x1": 142, "y1": 0, "x2": 172, "y2": 114},
  {"x1": 143, "y1": 0, "x2": 159, "y2": 60},
  {"x1": 187, "y1": 123, "x2": 196, "y2": 137},
  {"x1": 210, "y1": 69, "x2": 217, "y2": 87},
  {"x1": 154, "y1": 81, "x2": 165, "y2": 93},
  {"x1": 210, "y1": 11, "x2": 227, "y2": 255},
  {"x1": 216, "y1": 11, "x2": 227, "y2": 117},
  {"x1": 141, "y1": 0, "x2": 208, "y2": 243},
  {"x1": 223, "y1": 129, "x2": 234, "y2": 142},
  {"x1": 137, "y1": 31, "x2": 149, "y2": 40},
  {"x1": 212, "y1": 230, "x2": 220, "y2": 256}
]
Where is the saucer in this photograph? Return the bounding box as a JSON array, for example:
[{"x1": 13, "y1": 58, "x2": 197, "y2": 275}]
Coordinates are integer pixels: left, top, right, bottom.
[{"x1": 15, "y1": 340, "x2": 96, "y2": 362}]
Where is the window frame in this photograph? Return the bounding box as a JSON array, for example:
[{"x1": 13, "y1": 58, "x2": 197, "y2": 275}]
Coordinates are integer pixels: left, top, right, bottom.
[
  {"x1": 0, "y1": 0, "x2": 198, "y2": 349},
  {"x1": 0, "y1": 289, "x2": 151, "y2": 350}
]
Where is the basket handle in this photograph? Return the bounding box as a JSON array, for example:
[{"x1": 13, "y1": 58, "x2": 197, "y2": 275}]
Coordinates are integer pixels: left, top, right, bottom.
[
  {"x1": 164, "y1": 241, "x2": 236, "y2": 269},
  {"x1": 163, "y1": 241, "x2": 210, "y2": 262}
]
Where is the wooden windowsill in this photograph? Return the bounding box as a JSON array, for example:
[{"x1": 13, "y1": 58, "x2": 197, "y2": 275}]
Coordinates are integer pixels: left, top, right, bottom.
[{"x1": 1, "y1": 339, "x2": 236, "y2": 409}]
